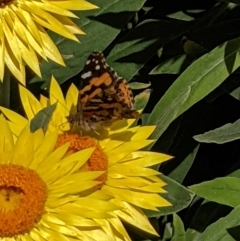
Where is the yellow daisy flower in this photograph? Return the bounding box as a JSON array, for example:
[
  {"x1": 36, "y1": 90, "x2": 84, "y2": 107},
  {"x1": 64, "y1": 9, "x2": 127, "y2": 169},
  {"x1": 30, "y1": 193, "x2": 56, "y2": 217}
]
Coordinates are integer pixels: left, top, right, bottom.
[
  {"x1": 0, "y1": 77, "x2": 173, "y2": 240},
  {"x1": 0, "y1": 0, "x2": 98, "y2": 84},
  {"x1": 55, "y1": 130, "x2": 172, "y2": 240},
  {"x1": 0, "y1": 115, "x2": 118, "y2": 241}
]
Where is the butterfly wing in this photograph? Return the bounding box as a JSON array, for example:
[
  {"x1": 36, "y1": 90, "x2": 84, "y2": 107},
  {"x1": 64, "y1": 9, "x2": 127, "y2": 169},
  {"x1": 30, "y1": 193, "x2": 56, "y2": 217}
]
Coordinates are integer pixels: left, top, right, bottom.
[
  {"x1": 72, "y1": 52, "x2": 140, "y2": 131},
  {"x1": 80, "y1": 52, "x2": 135, "y2": 108},
  {"x1": 79, "y1": 52, "x2": 117, "y2": 106}
]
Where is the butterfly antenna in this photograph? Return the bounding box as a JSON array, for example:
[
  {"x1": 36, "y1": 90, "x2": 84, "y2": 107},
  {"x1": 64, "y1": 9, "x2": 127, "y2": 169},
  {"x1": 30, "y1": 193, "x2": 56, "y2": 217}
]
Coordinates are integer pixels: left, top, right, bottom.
[
  {"x1": 47, "y1": 93, "x2": 75, "y2": 132},
  {"x1": 59, "y1": 121, "x2": 69, "y2": 131}
]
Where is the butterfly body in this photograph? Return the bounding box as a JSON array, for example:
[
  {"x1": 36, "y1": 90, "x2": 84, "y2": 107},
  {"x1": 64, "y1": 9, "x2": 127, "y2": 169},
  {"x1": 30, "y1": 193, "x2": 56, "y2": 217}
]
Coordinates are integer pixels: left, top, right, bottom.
[{"x1": 67, "y1": 52, "x2": 140, "y2": 131}]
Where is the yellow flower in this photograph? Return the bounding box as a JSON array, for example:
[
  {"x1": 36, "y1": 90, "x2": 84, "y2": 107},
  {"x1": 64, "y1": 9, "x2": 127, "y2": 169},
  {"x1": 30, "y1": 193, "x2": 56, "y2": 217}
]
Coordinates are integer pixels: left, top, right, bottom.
[
  {"x1": 0, "y1": 116, "x2": 118, "y2": 240},
  {"x1": 56, "y1": 129, "x2": 172, "y2": 240},
  {"x1": 1, "y1": 77, "x2": 173, "y2": 240},
  {"x1": 0, "y1": 0, "x2": 98, "y2": 84}
]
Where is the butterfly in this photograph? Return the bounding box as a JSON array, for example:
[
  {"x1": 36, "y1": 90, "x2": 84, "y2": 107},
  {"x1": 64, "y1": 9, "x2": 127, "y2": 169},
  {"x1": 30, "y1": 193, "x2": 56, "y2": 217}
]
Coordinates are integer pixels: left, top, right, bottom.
[{"x1": 66, "y1": 52, "x2": 140, "y2": 132}]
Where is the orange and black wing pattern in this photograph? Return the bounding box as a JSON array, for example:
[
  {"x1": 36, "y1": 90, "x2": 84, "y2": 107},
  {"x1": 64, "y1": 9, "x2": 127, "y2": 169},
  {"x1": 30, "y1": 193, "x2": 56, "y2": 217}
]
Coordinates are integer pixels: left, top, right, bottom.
[{"x1": 68, "y1": 51, "x2": 140, "y2": 131}]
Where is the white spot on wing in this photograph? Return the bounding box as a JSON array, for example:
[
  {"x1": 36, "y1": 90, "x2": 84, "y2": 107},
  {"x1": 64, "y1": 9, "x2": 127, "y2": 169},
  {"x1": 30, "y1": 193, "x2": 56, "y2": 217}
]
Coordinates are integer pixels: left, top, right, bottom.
[
  {"x1": 95, "y1": 65, "x2": 100, "y2": 70},
  {"x1": 86, "y1": 60, "x2": 91, "y2": 65},
  {"x1": 81, "y1": 71, "x2": 92, "y2": 79},
  {"x1": 95, "y1": 60, "x2": 99, "y2": 64}
]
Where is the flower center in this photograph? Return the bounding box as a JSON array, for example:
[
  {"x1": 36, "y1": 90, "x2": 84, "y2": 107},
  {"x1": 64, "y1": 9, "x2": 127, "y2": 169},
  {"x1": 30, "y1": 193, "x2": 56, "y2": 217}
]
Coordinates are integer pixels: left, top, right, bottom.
[
  {"x1": 56, "y1": 133, "x2": 108, "y2": 188},
  {"x1": 0, "y1": 164, "x2": 47, "y2": 237}
]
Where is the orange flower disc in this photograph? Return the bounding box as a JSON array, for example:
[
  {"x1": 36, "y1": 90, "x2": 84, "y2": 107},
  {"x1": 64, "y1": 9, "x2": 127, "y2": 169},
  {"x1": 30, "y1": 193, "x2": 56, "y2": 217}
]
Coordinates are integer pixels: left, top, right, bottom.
[
  {"x1": 0, "y1": 164, "x2": 47, "y2": 237},
  {"x1": 56, "y1": 133, "x2": 108, "y2": 187}
]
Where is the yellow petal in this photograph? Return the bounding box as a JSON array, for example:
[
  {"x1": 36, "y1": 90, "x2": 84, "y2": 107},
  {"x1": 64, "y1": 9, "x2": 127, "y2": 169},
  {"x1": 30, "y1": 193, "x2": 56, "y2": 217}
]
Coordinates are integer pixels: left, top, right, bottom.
[
  {"x1": 12, "y1": 126, "x2": 34, "y2": 167},
  {"x1": 121, "y1": 151, "x2": 173, "y2": 166},
  {"x1": 108, "y1": 140, "x2": 154, "y2": 165},
  {"x1": 5, "y1": 41, "x2": 25, "y2": 84},
  {"x1": 50, "y1": 180, "x2": 101, "y2": 194},
  {"x1": 108, "y1": 129, "x2": 137, "y2": 142},
  {"x1": 94, "y1": 219, "x2": 117, "y2": 241},
  {"x1": 83, "y1": 229, "x2": 116, "y2": 241},
  {"x1": 109, "y1": 163, "x2": 160, "y2": 177},
  {"x1": 51, "y1": 0, "x2": 99, "y2": 10},
  {"x1": 34, "y1": 1, "x2": 77, "y2": 18},
  {"x1": 51, "y1": 171, "x2": 104, "y2": 188},
  {"x1": 47, "y1": 211, "x2": 99, "y2": 227},
  {"x1": 99, "y1": 138, "x2": 111, "y2": 149},
  {"x1": 7, "y1": 121, "x2": 26, "y2": 138},
  {"x1": 50, "y1": 76, "x2": 67, "y2": 114},
  {"x1": 0, "y1": 116, "x2": 14, "y2": 160},
  {"x1": 46, "y1": 195, "x2": 78, "y2": 208},
  {"x1": 3, "y1": 15, "x2": 21, "y2": 63},
  {"x1": 19, "y1": 84, "x2": 42, "y2": 120},
  {"x1": 40, "y1": 94, "x2": 49, "y2": 107},
  {"x1": 37, "y1": 25, "x2": 65, "y2": 66},
  {"x1": 74, "y1": 198, "x2": 119, "y2": 213},
  {"x1": 115, "y1": 202, "x2": 159, "y2": 236},
  {"x1": 65, "y1": 83, "x2": 78, "y2": 112},
  {"x1": 16, "y1": 36, "x2": 41, "y2": 77},
  {"x1": 30, "y1": 132, "x2": 58, "y2": 169},
  {"x1": 102, "y1": 140, "x2": 123, "y2": 153},
  {"x1": 106, "y1": 176, "x2": 165, "y2": 191},
  {"x1": 44, "y1": 148, "x2": 95, "y2": 183},
  {"x1": 26, "y1": 4, "x2": 78, "y2": 42},
  {"x1": 130, "y1": 126, "x2": 156, "y2": 140},
  {"x1": 97, "y1": 218, "x2": 131, "y2": 241},
  {"x1": 52, "y1": 14, "x2": 85, "y2": 34},
  {"x1": 56, "y1": 202, "x2": 113, "y2": 219},
  {"x1": 32, "y1": 128, "x2": 45, "y2": 150},
  {"x1": 0, "y1": 106, "x2": 28, "y2": 129},
  {"x1": 109, "y1": 119, "x2": 136, "y2": 133},
  {"x1": 37, "y1": 143, "x2": 70, "y2": 179},
  {"x1": 102, "y1": 186, "x2": 171, "y2": 210},
  {"x1": 14, "y1": 7, "x2": 46, "y2": 59},
  {"x1": 87, "y1": 190, "x2": 113, "y2": 201}
]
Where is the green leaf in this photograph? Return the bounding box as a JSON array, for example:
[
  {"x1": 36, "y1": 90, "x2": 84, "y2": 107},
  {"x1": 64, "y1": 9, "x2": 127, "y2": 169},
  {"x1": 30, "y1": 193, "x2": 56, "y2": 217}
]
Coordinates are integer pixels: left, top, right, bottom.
[
  {"x1": 194, "y1": 118, "x2": 240, "y2": 144},
  {"x1": 168, "y1": 145, "x2": 199, "y2": 183},
  {"x1": 145, "y1": 175, "x2": 194, "y2": 217},
  {"x1": 142, "y1": 113, "x2": 150, "y2": 125},
  {"x1": 162, "y1": 221, "x2": 173, "y2": 240},
  {"x1": 147, "y1": 37, "x2": 240, "y2": 141},
  {"x1": 172, "y1": 214, "x2": 186, "y2": 241},
  {"x1": 147, "y1": 87, "x2": 191, "y2": 141},
  {"x1": 134, "y1": 89, "x2": 150, "y2": 110},
  {"x1": 106, "y1": 19, "x2": 192, "y2": 81},
  {"x1": 167, "y1": 11, "x2": 195, "y2": 21},
  {"x1": 185, "y1": 202, "x2": 231, "y2": 241},
  {"x1": 229, "y1": 169, "x2": 240, "y2": 178},
  {"x1": 193, "y1": 205, "x2": 240, "y2": 241},
  {"x1": 30, "y1": 103, "x2": 57, "y2": 133},
  {"x1": 230, "y1": 86, "x2": 240, "y2": 100},
  {"x1": 189, "y1": 177, "x2": 240, "y2": 208},
  {"x1": 219, "y1": 0, "x2": 240, "y2": 5},
  {"x1": 30, "y1": 0, "x2": 147, "y2": 86},
  {"x1": 128, "y1": 82, "x2": 151, "y2": 89},
  {"x1": 150, "y1": 55, "x2": 190, "y2": 75},
  {"x1": 186, "y1": 169, "x2": 240, "y2": 241}
]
